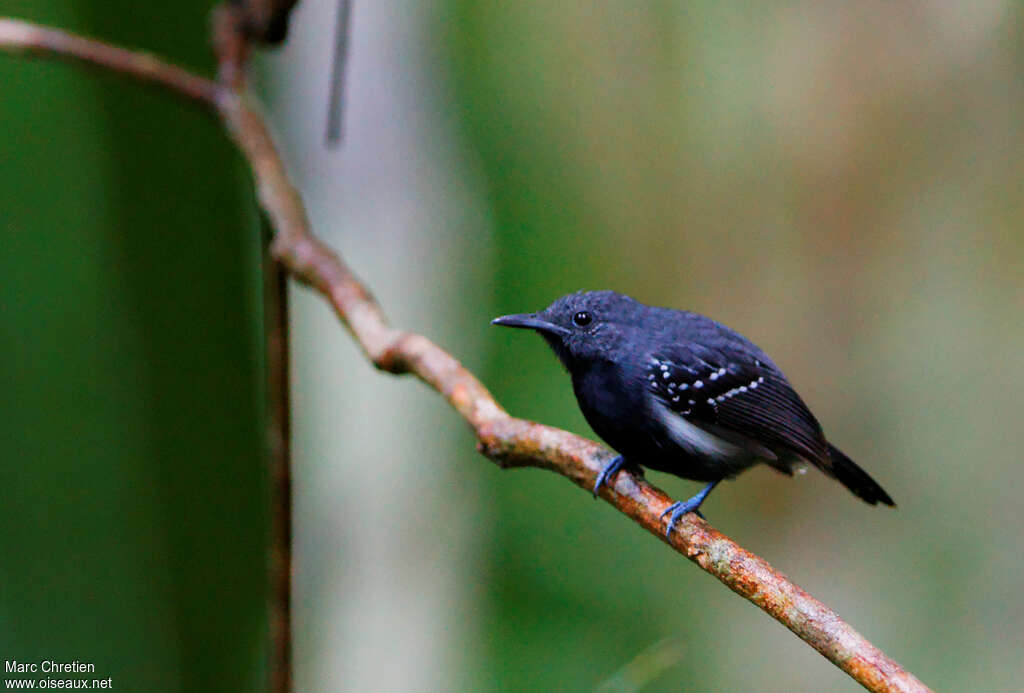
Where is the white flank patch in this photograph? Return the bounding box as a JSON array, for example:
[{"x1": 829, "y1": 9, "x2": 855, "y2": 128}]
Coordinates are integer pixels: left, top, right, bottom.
[{"x1": 654, "y1": 402, "x2": 741, "y2": 461}]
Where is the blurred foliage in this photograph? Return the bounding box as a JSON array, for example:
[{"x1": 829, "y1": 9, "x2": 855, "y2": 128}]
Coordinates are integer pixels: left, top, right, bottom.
[{"x1": 1, "y1": 1, "x2": 265, "y2": 691}]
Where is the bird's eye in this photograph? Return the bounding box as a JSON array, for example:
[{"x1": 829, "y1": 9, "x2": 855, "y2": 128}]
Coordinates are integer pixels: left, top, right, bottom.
[{"x1": 572, "y1": 311, "x2": 592, "y2": 327}]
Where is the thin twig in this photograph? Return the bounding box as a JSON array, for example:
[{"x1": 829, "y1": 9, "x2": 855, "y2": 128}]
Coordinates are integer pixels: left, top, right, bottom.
[
  {"x1": 214, "y1": 7, "x2": 296, "y2": 691},
  {"x1": 0, "y1": 19, "x2": 217, "y2": 104},
  {"x1": 0, "y1": 16, "x2": 932, "y2": 693},
  {"x1": 263, "y1": 228, "x2": 293, "y2": 693},
  {"x1": 325, "y1": 0, "x2": 352, "y2": 145}
]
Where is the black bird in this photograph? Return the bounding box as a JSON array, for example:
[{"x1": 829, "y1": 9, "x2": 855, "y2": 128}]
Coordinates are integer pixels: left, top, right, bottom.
[{"x1": 492, "y1": 290, "x2": 894, "y2": 536}]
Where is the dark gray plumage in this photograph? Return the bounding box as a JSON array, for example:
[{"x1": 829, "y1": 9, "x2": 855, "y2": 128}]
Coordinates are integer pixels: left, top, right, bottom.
[{"x1": 492, "y1": 290, "x2": 894, "y2": 534}]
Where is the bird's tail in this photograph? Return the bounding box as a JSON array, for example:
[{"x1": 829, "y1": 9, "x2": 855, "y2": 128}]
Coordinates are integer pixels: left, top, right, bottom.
[{"x1": 825, "y1": 443, "x2": 895, "y2": 507}]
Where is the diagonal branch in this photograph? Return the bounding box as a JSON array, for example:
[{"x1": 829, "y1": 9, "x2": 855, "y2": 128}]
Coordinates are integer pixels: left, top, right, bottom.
[{"x1": 0, "y1": 16, "x2": 932, "y2": 693}]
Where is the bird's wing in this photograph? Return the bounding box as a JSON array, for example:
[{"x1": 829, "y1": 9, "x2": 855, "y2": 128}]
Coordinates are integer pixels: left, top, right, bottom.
[{"x1": 645, "y1": 343, "x2": 830, "y2": 470}]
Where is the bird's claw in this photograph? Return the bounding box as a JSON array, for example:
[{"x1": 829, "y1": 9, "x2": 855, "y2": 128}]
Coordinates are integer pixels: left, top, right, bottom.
[
  {"x1": 593, "y1": 455, "x2": 626, "y2": 498},
  {"x1": 659, "y1": 500, "x2": 700, "y2": 538},
  {"x1": 658, "y1": 481, "x2": 719, "y2": 537}
]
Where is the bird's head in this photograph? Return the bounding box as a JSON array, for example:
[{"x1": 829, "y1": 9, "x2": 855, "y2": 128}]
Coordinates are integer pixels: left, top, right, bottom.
[{"x1": 491, "y1": 290, "x2": 643, "y2": 370}]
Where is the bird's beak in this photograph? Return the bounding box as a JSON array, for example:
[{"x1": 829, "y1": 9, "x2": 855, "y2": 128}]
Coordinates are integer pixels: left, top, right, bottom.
[{"x1": 491, "y1": 313, "x2": 570, "y2": 336}]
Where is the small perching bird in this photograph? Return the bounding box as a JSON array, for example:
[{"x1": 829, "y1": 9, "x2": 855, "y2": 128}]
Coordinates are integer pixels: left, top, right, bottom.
[{"x1": 492, "y1": 290, "x2": 894, "y2": 536}]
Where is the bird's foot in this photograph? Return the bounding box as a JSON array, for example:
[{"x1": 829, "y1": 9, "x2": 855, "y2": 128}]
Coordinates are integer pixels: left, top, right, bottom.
[
  {"x1": 593, "y1": 455, "x2": 627, "y2": 498},
  {"x1": 659, "y1": 481, "x2": 720, "y2": 538}
]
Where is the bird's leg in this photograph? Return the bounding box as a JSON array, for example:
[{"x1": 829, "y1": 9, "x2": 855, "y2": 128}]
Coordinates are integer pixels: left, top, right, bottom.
[
  {"x1": 659, "y1": 480, "x2": 720, "y2": 537},
  {"x1": 592, "y1": 455, "x2": 628, "y2": 498}
]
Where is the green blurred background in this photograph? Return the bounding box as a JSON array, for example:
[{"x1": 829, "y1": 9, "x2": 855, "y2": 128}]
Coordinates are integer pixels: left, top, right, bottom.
[{"x1": 3, "y1": 1, "x2": 1023, "y2": 691}]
